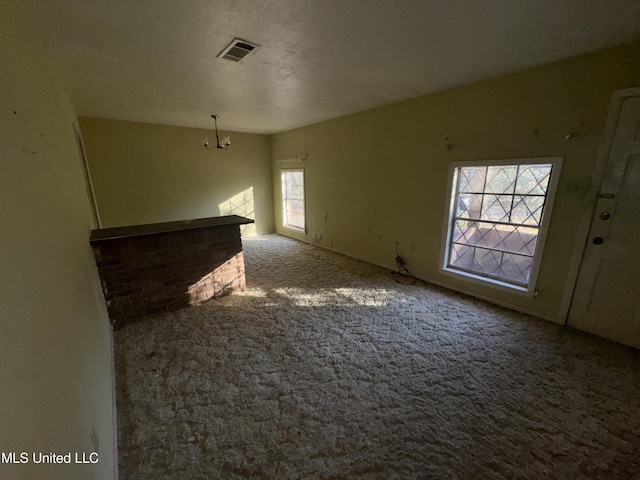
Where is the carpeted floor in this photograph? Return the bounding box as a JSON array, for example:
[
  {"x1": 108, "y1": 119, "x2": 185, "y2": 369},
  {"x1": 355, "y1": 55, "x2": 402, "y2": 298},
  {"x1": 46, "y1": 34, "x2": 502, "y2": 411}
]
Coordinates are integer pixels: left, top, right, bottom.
[{"x1": 115, "y1": 234, "x2": 640, "y2": 480}]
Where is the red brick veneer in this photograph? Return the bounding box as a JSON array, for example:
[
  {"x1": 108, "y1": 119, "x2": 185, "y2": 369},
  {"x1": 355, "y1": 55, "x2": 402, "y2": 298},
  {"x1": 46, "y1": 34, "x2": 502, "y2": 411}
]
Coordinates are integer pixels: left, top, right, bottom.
[{"x1": 91, "y1": 222, "x2": 247, "y2": 329}]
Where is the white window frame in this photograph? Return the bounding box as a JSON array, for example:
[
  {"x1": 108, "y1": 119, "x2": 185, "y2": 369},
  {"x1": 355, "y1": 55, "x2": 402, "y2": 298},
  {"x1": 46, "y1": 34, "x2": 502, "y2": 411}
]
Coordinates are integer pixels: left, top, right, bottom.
[
  {"x1": 439, "y1": 157, "x2": 562, "y2": 297},
  {"x1": 281, "y1": 168, "x2": 306, "y2": 232}
]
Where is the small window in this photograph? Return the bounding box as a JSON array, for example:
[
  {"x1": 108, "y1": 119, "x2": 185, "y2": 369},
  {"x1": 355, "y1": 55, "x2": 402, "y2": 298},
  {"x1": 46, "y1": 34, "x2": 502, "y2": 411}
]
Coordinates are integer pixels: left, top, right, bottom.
[
  {"x1": 440, "y1": 158, "x2": 561, "y2": 295},
  {"x1": 281, "y1": 169, "x2": 305, "y2": 231}
]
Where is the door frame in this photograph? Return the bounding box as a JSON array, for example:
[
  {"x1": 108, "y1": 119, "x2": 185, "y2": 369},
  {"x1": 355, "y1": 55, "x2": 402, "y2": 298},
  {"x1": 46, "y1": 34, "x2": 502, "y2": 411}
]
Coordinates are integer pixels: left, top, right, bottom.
[{"x1": 559, "y1": 86, "x2": 640, "y2": 324}]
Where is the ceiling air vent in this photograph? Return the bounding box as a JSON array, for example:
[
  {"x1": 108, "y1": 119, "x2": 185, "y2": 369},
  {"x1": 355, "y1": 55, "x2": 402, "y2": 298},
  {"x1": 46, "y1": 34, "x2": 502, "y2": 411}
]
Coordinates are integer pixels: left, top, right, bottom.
[{"x1": 217, "y1": 38, "x2": 259, "y2": 62}]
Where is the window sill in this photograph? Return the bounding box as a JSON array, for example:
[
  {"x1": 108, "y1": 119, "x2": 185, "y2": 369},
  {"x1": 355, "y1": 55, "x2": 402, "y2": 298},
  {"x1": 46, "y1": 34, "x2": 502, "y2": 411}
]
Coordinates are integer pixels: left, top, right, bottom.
[
  {"x1": 438, "y1": 267, "x2": 537, "y2": 298},
  {"x1": 283, "y1": 224, "x2": 305, "y2": 233}
]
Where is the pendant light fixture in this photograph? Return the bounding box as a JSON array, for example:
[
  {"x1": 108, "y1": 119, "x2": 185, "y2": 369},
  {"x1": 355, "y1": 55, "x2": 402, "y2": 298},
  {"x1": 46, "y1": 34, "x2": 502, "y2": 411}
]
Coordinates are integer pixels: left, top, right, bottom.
[{"x1": 204, "y1": 114, "x2": 231, "y2": 150}]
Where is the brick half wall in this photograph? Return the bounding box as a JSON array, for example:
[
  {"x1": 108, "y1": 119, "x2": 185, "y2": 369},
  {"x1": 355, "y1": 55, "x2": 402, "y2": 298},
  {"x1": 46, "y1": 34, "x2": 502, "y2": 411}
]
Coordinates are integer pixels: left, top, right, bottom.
[{"x1": 91, "y1": 221, "x2": 248, "y2": 329}]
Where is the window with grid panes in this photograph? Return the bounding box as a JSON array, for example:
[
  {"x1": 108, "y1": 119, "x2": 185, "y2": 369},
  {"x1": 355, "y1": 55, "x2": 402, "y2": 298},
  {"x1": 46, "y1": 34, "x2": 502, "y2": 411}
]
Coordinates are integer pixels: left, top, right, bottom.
[
  {"x1": 441, "y1": 159, "x2": 561, "y2": 292},
  {"x1": 281, "y1": 169, "x2": 305, "y2": 231}
]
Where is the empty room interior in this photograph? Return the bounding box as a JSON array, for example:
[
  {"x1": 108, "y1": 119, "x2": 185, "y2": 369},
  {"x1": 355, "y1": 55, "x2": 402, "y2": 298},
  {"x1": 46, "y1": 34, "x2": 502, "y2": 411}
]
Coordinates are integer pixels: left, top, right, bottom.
[{"x1": 3, "y1": 1, "x2": 640, "y2": 479}]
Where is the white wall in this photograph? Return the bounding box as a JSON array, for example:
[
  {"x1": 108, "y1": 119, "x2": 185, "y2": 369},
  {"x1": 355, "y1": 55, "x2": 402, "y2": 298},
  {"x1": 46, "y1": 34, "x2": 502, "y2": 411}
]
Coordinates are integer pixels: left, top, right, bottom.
[
  {"x1": 79, "y1": 117, "x2": 274, "y2": 235},
  {"x1": 0, "y1": 2, "x2": 116, "y2": 479},
  {"x1": 272, "y1": 40, "x2": 640, "y2": 323}
]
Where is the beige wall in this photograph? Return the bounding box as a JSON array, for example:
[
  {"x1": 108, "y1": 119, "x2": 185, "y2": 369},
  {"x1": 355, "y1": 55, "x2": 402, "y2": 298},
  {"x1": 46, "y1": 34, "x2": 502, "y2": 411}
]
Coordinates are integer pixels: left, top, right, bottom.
[
  {"x1": 0, "y1": 2, "x2": 116, "y2": 479},
  {"x1": 272, "y1": 40, "x2": 640, "y2": 322},
  {"x1": 79, "y1": 118, "x2": 274, "y2": 235}
]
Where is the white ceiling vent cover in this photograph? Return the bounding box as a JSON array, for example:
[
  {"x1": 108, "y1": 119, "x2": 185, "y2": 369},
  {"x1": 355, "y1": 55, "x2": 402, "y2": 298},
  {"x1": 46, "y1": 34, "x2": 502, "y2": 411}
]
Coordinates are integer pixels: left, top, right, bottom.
[{"x1": 217, "y1": 38, "x2": 259, "y2": 62}]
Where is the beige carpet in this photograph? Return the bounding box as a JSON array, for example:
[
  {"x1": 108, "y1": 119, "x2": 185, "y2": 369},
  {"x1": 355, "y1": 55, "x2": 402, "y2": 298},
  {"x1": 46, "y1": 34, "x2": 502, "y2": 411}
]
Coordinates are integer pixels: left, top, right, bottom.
[{"x1": 115, "y1": 234, "x2": 640, "y2": 479}]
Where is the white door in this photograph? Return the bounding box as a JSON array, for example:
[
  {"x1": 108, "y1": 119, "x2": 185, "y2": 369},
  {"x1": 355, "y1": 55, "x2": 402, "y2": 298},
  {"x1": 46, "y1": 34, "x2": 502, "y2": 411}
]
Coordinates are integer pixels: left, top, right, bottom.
[{"x1": 568, "y1": 95, "x2": 640, "y2": 348}]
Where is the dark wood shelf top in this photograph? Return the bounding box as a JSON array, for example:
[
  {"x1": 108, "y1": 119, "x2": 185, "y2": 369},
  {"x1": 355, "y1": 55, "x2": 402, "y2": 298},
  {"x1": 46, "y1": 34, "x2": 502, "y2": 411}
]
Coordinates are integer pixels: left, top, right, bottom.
[{"x1": 90, "y1": 215, "x2": 254, "y2": 243}]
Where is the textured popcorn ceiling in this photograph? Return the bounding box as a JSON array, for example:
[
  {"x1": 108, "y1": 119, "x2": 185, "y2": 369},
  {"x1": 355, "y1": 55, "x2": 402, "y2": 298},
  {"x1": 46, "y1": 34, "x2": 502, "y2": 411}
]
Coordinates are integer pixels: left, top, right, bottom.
[{"x1": 27, "y1": 0, "x2": 640, "y2": 134}]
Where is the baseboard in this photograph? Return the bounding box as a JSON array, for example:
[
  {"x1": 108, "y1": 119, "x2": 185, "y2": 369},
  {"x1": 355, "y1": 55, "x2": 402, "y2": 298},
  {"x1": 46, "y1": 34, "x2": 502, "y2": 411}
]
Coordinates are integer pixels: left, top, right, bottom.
[{"x1": 275, "y1": 231, "x2": 560, "y2": 325}]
